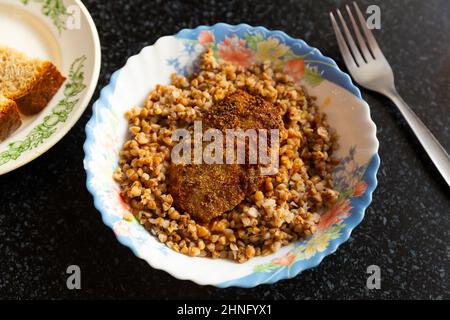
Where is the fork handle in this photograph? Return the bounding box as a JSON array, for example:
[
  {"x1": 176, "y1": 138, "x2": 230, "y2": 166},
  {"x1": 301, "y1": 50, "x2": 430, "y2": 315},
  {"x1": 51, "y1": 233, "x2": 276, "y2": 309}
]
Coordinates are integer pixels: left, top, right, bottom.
[{"x1": 385, "y1": 88, "x2": 450, "y2": 187}]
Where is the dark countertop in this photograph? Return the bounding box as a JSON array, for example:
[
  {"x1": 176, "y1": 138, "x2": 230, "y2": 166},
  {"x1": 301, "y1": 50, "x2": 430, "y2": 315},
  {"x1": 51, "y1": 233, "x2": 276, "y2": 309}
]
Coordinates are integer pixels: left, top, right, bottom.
[{"x1": 0, "y1": 0, "x2": 449, "y2": 299}]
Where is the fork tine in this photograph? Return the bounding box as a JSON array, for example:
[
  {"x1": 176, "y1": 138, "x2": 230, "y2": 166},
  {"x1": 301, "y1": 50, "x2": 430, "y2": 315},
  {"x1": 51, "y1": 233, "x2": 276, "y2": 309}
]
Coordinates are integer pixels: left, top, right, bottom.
[
  {"x1": 353, "y1": 2, "x2": 382, "y2": 57},
  {"x1": 336, "y1": 9, "x2": 365, "y2": 66},
  {"x1": 330, "y1": 12, "x2": 357, "y2": 70},
  {"x1": 345, "y1": 4, "x2": 373, "y2": 61}
]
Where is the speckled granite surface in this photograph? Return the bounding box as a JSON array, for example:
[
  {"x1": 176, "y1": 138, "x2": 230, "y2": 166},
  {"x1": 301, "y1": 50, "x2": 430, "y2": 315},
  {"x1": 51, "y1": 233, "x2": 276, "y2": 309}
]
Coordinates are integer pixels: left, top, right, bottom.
[{"x1": 0, "y1": 0, "x2": 449, "y2": 299}]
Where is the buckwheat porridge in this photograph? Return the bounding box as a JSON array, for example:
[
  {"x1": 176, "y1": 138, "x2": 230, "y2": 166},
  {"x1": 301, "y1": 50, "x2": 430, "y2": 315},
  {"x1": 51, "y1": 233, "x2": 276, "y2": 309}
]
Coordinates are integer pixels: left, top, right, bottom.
[{"x1": 113, "y1": 48, "x2": 340, "y2": 263}]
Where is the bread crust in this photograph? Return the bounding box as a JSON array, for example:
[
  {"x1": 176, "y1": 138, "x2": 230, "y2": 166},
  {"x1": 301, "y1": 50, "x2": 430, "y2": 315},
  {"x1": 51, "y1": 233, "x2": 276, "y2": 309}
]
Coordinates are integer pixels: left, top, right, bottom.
[
  {"x1": 15, "y1": 61, "x2": 66, "y2": 115},
  {"x1": 0, "y1": 97, "x2": 21, "y2": 141}
]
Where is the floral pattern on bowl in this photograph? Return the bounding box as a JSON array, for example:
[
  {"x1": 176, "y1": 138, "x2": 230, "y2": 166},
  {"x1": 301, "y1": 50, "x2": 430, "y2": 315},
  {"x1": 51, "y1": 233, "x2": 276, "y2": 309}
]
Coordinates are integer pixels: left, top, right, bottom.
[{"x1": 84, "y1": 23, "x2": 379, "y2": 288}]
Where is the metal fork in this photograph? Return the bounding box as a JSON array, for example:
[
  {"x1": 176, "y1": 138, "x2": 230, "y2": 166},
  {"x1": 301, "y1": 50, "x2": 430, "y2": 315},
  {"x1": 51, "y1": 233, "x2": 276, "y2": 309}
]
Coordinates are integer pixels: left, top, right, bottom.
[{"x1": 330, "y1": 2, "x2": 450, "y2": 186}]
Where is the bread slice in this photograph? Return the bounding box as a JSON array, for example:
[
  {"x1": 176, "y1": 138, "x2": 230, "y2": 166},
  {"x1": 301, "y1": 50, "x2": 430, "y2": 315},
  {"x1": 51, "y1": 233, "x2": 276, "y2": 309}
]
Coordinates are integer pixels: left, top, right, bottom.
[
  {"x1": 0, "y1": 46, "x2": 66, "y2": 115},
  {"x1": 0, "y1": 94, "x2": 21, "y2": 141}
]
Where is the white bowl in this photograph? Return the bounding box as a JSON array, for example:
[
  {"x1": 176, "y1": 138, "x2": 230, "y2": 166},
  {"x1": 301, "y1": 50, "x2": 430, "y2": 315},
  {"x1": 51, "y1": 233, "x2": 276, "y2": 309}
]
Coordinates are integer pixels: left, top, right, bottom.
[{"x1": 84, "y1": 24, "x2": 379, "y2": 288}]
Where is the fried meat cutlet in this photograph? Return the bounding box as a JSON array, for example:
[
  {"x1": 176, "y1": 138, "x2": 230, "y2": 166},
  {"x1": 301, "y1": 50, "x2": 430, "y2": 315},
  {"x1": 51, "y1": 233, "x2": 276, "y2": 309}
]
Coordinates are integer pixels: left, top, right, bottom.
[
  {"x1": 203, "y1": 89, "x2": 284, "y2": 132},
  {"x1": 168, "y1": 164, "x2": 259, "y2": 223},
  {"x1": 168, "y1": 90, "x2": 284, "y2": 223}
]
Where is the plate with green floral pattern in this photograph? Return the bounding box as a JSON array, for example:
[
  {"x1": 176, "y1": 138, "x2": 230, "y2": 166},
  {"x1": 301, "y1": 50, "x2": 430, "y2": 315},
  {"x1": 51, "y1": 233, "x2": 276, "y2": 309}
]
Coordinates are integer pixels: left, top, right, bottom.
[{"x1": 0, "y1": 0, "x2": 100, "y2": 175}]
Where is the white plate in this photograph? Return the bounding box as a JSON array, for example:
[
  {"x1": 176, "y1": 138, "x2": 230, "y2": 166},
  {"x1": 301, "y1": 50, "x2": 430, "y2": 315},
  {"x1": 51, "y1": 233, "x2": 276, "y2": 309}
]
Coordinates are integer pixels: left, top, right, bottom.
[{"x1": 0, "y1": 0, "x2": 100, "y2": 175}]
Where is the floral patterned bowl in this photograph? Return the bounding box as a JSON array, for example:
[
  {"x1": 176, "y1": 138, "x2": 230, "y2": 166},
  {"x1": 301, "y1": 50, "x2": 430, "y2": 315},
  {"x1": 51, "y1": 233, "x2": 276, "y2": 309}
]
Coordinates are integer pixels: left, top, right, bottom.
[{"x1": 84, "y1": 23, "x2": 379, "y2": 288}]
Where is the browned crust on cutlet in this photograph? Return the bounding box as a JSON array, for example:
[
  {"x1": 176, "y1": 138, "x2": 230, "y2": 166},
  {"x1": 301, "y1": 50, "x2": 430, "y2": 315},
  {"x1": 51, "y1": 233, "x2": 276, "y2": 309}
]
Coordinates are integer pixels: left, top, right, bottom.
[
  {"x1": 0, "y1": 98, "x2": 21, "y2": 141},
  {"x1": 168, "y1": 164, "x2": 251, "y2": 223},
  {"x1": 167, "y1": 91, "x2": 280, "y2": 223},
  {"x1": 204, "y1": 90, "x2": 283, "y2": 192},
  {"x1": 15, "y1": 61, "x2": 66, "y2": 115},
  {"x1": 204, "y1": 89, "x2": 284, "y2": 132}
]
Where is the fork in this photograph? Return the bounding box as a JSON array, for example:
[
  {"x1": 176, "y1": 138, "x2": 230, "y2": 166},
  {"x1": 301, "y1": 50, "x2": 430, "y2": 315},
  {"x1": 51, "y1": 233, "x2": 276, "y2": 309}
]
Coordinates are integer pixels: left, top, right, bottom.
[{"x1": 330, "y1": 2, "x2": 450, "y2": 186}]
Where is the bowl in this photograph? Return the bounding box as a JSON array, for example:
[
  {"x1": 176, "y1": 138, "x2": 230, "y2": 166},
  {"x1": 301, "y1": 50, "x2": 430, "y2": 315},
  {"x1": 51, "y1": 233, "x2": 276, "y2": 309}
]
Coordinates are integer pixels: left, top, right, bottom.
[
  {"x1": 84, "y1": 23, "x2": 379, "y2": 288},
  {"x1": 0, "y1": 0, "x2": 101, "y2": 175}
]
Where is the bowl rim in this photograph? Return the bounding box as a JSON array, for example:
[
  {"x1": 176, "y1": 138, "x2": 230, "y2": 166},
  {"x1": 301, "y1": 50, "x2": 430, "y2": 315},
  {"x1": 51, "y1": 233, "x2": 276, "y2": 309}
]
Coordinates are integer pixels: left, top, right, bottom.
[
  {"x1": 84, "y1": 23, "x2": 380, "y2": 288},
  {"x1": 0, "y1": 0, "x2": 101, "y2": 175}
]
